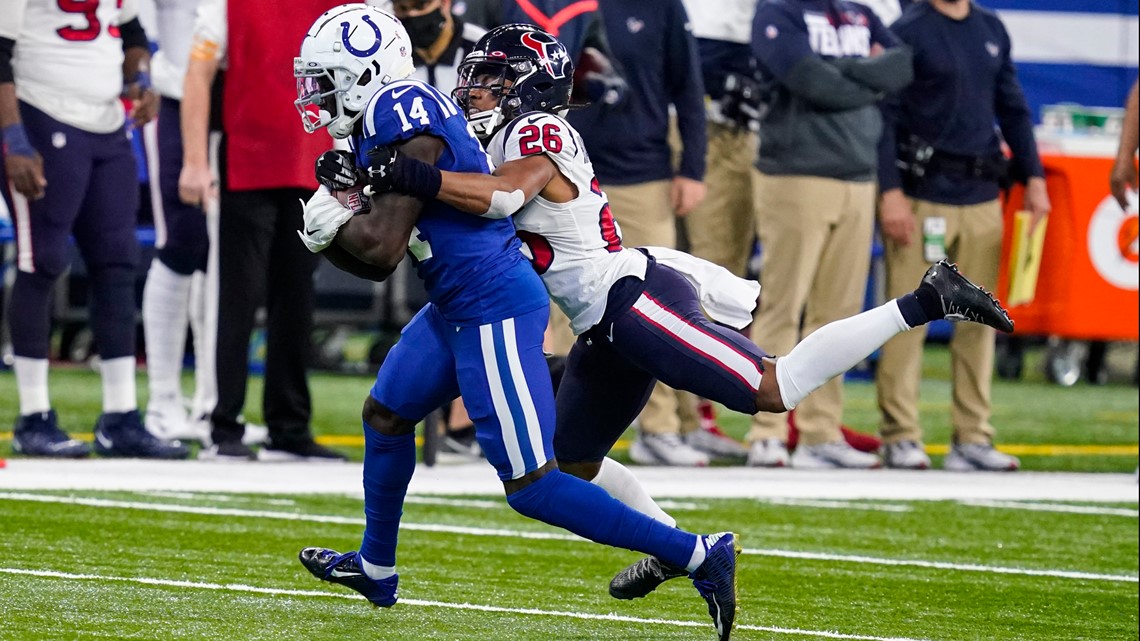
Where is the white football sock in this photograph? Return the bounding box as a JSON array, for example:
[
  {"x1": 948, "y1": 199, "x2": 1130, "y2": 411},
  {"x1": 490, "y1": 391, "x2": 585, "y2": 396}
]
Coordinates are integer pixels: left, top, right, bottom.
[
  {"x1": 776, "y1": 300, "x2": 910, "y2": 410},
  {"x1": 591, "y1": 457, "x2": 677, "y2": 527},
  {"x1": 685, "y1": 536, "x2": 708, "y2": 573},
  {"x1": 100, "y1": 356, "x2": 138, "y2": 414},
  {"x1": 360, "y1": 556, "x2": 396, "y2": 580},
  {"x1": 14, "y1": 356, "x2": 50, "y2": 415},
  {"x1": 189, "y1": 269, "x2": 217, "y2": 419},
  {"x1": 142, "y1": 258, "x2": 192, "y2": 401}
]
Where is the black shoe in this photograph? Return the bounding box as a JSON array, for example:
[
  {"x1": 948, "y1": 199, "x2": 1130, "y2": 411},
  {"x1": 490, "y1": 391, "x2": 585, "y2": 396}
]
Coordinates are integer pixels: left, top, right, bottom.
[
  {"x1": 197, "y1": 440, "x2": 256, "y2": 461},
  {"x1": 94, "y1": 410, "x2": 190, "y2": 459},
  {"x1": 920, "y1": 260, "x2": 1014, "y2": 333},
  {"x1": 12, "y1": 411, "x2": 90, "y2": 458},
  {"x1": 609, "y1": 555, "x2": 688, "y2": 600},
  {"x1": 298, "y1": 547, "x2": 399, "y2": 607},
  {"x1": 258, "y1": 437, "x2": 347, "y2": 462}
]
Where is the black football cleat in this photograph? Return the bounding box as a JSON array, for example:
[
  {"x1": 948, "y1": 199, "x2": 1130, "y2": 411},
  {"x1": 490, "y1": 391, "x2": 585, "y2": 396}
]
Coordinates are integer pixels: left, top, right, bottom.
[
  {"x1": 12, "y1": 411, "x2": 90, "y2": 458},
  {"x1": 93, "y1": 410, "x2": 189, "y2": 459},
  {"x1": 921, "y1": 260, "x2": 1014, "y2": 333},
  {"x1": 691, "y1": 533, "x2": 741, "y2": 641},
  {"x1": 609, "y1": 555, "x2": 688, "y2": 600},
  {"x1": 298, "y1": 547, "x2": 398, "y2": 607}
]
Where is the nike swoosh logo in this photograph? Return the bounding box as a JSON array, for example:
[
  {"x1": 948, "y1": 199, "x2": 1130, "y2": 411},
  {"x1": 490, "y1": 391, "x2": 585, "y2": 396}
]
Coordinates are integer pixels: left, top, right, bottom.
[
  {"x1": 329, "y1": 569, "x2": 361, "y2": 578},
  {"x1": 607, "y1": 323, "x2": 615, "y2": 343},
  {"x1": 305, "y1": 227, "x2": 320, "y2": 236},
  {"x1": 527, "y1": 115, "x2": 544, "y2": 124},
  {"x1": 390, "y1": 86, "x2": 414, "y2": 99},
  {"x1": 95, "y1": 431, "x2": 114, "y2": 449}
]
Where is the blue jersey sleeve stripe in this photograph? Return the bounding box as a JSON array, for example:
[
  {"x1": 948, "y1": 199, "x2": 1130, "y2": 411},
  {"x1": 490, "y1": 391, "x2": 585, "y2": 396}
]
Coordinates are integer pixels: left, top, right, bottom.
[{"x1": 425, "y1": 83, "x2": 459, "y2": 118}]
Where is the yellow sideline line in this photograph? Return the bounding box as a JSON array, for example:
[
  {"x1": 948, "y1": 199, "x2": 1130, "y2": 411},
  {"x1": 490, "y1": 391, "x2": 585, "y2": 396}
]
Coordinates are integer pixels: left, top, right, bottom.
[{"x1": 0, "y1": 432, "x2": 1136, "y2": 456}]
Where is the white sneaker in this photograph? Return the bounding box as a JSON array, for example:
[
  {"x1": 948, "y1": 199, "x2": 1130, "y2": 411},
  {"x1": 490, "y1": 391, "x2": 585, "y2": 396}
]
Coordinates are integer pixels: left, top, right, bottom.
[
  {"x1": 629, "y1": 432, "x2": 710, "y2": 467},
  {"x1": 684, "y1": 427, "x2": 748, "y2": 459},
  {"x1": 746, "y1": 439, "x2": 789, "y2": 467},
  {"x1": 242, "y1": 422, "x2": 270, "y2": 446},
  {"x1": 882, "y1": 440, "x2": 932, "y2": 470},
  {"x1": 944, "y1": 443, "x2": 1020, "y2": 472},
  {"x1": 791, "y1": 441, "x2": 882, "y2": 469},
  {"x1": 145, "y1": 396, "x2": 210, "y2": 444}
]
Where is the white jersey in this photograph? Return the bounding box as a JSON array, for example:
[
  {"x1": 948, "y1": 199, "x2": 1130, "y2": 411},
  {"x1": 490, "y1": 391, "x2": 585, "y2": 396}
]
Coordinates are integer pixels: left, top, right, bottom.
[
  {"x1": 487, "y1": 112, "x2": 648, "y2": 335},
  {"x1": 681, "y1": 0, "x2": 758, "y2": 44},
  {"x1": 7, "y1": 0, "x2": 139, "y2": 132},
  {"x1": 148, "y1": 0, "x2": 201, "y2": 100}
]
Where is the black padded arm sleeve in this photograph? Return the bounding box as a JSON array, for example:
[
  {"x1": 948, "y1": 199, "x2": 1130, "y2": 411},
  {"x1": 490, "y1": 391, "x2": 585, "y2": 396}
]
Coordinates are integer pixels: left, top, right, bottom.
[
  {"x1": 118, "y1": 17, "x2": 148, "y2": 51},
  {"x1": 0, "y1": 37, "x2": 14, "y2": 83}
]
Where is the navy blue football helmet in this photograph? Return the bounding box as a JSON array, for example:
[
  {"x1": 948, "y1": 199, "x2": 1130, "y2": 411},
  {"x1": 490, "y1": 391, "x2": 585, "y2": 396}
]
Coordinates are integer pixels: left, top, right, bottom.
[{"x1": 453, "y1": 24, "x2": 574, "y2": 139}]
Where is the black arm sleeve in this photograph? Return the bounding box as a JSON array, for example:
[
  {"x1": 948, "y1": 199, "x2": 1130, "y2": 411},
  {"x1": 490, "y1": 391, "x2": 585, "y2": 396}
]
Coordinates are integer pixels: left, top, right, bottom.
[
  {"x1": 118, "y1": 17, "x2": 148, "y2": 51},
  {"x1": 993, "y1": 26, "x2": 1044, "y2": 180},
  {"x1": 0, "y1": 37, "x2": 14, "y2": 83}
]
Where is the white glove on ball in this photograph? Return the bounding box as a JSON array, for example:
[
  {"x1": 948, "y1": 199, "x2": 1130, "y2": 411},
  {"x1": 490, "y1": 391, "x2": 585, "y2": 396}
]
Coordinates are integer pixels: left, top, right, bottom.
[{"x1": 298, "y1": 185, "x2": 356, "y2": 253}]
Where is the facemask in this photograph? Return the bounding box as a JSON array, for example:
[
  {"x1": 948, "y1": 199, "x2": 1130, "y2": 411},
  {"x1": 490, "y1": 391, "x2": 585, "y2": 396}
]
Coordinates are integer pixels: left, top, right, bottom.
[{"x1": 404, "y1": 8, "x2": 447, "y2": 49}]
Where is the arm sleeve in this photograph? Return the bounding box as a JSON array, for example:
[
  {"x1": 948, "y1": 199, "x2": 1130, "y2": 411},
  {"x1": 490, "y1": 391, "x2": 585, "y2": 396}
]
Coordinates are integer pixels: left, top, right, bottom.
[
  {"x1": 666, "y1": 0, "x2": 708, "y2": 181},
  {"x1": 0, "y1": 0, "x2": 28, "y2": 41},
  {"x1": 877, "y1": 87, "x2": 904, "y2": 192},
  {"x1": 116, "y1": 0, "x2": 140, "y2": 25},
  {"x1": 829, "y1": 46, "x2": 913, "y2": 93},
  {"x1": 190, "y1": 0, "x2": 228, "y2": 63},
  {"x1": 993, "y1": 20, "x2": 1043, "y2": 180},
  {"x1": 752, "y1": 2, "x2": 879, "y2": 110}
]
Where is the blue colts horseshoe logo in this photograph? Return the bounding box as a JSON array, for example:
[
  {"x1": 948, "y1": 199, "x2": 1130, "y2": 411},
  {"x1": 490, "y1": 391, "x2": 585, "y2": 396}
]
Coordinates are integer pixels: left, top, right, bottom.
[{"x1": 340, "y1": 15, "x2": 382, "y2": 57}]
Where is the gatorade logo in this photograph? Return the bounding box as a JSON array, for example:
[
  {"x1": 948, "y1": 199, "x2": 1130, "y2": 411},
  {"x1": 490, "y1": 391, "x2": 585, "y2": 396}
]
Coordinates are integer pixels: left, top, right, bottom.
[{"x1": 1087, "y1": 193, "x2": 1139, "y2": 291}]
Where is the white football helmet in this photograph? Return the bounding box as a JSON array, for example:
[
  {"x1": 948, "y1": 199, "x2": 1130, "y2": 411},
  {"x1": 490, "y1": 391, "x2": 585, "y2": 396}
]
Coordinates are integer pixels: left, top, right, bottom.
[{"x1": 295, "y1": 4, "x2": 414, "y2": 139}]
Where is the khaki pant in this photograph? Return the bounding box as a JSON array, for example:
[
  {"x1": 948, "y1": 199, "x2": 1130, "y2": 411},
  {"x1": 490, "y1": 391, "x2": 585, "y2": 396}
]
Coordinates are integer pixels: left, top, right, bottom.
[
  {"x1": 746, "y1": 172, "x2": 875, "y2": 446},
  {"x1": 605, "y1": 181, "x2": 698, "y2": 435},
  {"x1": 684, "y1": 123, "x2": 757, "y2": 278},
  {"x1": 876, "y1": 198, "x2": 1002, "y2": 446}
]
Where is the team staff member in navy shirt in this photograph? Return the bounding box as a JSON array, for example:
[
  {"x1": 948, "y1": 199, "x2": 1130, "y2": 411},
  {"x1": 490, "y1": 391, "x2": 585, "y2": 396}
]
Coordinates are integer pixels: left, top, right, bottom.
[
  {"x1": 746, "y1": 0, "x2": 912, "y2": 469},
  {"x1": 569, "y1": 0, "x2": 711, "y2": 467},
  {"x1": 875, "y1": 0, "x2": 1049, "y2": 472}
]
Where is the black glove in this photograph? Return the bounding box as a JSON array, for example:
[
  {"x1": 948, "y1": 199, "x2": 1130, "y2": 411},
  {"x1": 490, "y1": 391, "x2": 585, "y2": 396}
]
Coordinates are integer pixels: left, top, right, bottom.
[
  {"x1": 366, "y1": 145, "x2": 442, "y2": 200},
  {"x1": 315, "y1": 149, "x2": 360, "y2": 192},
  {"x1": 583, "y1": 70, "x2": 627, "y2": 107}
]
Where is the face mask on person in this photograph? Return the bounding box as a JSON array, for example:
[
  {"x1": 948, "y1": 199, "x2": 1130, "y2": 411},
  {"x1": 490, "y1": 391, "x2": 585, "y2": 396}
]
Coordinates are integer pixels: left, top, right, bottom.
[{"x1": 404, "y1": 8, "x2": 448, "y2": 49}]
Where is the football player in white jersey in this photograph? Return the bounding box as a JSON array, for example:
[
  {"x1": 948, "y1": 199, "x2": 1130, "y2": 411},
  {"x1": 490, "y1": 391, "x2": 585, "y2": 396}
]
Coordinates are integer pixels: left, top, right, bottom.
[
  {"x1": 1, "y1": 0, "x2": 186, "y2": 459},
  {"x1": 365, "y1": 23, "x2": 1018, "y2": 600}
]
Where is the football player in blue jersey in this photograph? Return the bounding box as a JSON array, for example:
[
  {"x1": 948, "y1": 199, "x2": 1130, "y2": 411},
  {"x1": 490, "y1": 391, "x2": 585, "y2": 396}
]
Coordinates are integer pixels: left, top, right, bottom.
[{"x1": 291, "y1": 6, "x2": 740, "y2": 638}]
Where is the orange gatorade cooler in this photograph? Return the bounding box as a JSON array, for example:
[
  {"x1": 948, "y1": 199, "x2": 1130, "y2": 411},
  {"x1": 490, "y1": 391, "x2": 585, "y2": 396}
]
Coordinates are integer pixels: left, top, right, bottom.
[{"x1": 999, "y1": 136, "x2": 1138, "y2": 341}]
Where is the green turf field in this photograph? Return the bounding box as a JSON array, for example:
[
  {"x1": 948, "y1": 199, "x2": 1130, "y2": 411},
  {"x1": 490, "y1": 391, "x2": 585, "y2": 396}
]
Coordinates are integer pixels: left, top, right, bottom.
[
  {"x1": 0, "y1": 489, "x2": 1136, "y2": 640},
  {"x1": 1, "y1": 345, "x2": 1137, "y2": 640},
  {"x1": 3, "y1": 345, "x2": 1137, "y2": 471}
]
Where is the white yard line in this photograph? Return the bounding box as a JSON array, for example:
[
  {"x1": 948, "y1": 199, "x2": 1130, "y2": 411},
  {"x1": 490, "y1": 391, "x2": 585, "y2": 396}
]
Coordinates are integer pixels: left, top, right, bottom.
[
  {"x1": 1, "y1": 459, "x2": 1136, "y2": 502},
  {"x1": 2, "y1": 492, "x2": 1134, "y2": 584},
  {"x1": 958, "y1": 500, "x2": 1139, "y2": 518},
  {"x1": 759, "y1": 498, "x2": 913, "y2": 513},
  {"x1": 745, "y1": 549, "x2": 1137, "y2": 583},
  {"x1": 0, "y1": 566, "x2": 939, "y2": 641}
]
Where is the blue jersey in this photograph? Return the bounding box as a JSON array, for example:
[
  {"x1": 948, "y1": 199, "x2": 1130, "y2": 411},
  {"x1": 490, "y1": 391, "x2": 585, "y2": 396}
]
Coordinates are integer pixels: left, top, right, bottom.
[{"x1": 353, "y1": 79, "x2": 548, "y2": 326}]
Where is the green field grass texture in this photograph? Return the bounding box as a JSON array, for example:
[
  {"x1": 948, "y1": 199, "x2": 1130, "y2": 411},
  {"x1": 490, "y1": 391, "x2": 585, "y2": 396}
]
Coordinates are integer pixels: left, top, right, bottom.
[
  {"x1": 0, "y1": 490, "x2": 1136, "y2": 641},
  {"x1": 2, "y1": 345, "x2": 1136, "y2": 471}
]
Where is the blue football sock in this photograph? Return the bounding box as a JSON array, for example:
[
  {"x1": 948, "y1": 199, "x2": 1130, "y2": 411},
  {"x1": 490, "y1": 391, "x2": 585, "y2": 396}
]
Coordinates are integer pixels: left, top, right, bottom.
[
  {"x1": 506, "y1": 469, "x2": 698, "y2": 569},
  {"x1": 359, "y1": 425, "x2": 417, "y2": 568}
]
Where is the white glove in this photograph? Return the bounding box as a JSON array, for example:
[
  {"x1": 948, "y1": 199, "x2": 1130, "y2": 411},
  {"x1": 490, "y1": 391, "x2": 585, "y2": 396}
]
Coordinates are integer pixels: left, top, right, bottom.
[{"x1": 298, "y1": 186, "x2": 356, "y2": 253}]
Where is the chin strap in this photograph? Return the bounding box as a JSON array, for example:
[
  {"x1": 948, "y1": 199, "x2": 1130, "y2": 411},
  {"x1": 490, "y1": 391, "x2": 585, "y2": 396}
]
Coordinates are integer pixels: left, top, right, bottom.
[{"x1": 468, "y1": 107, "x2": 505, "y2": 140}]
